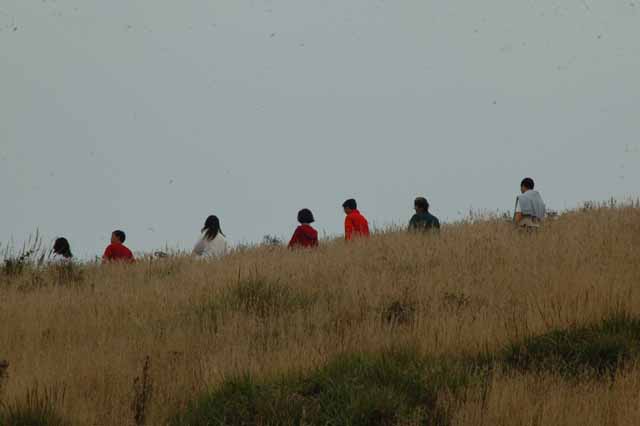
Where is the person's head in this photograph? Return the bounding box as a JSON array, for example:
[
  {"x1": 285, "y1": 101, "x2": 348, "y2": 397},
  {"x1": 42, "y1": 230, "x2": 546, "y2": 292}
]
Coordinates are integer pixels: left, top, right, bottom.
[
  {"x1": 202, "y1": 215, "x2": 225, "y2": 241},
  {"x1": 414, "y1": 197, "x2": 430, "y2": 214},
  {"x1": 297, "y1": 208, "x2": 315, "y2": 224},
  {"x1": 520, "y1": 177, "x2": 535, "y2": 193},
  {"x1": 342, "y1": 198, "x2": 357, "y2": 214},
  {"x1": 53, "y1": 237, "x2": 72, "y2": 258},
  {"x1": 111, "y1": 230, "x2": 126, "y2": 244}
]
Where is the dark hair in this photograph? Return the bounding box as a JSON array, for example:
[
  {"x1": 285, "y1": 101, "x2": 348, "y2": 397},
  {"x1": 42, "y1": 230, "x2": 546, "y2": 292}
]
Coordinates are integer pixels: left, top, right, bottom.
[
  {"x1": 53, "y1": 237, "x2": 72, "y2": 258},
  {"x1": 414, "y1": 197, "x2": 430, "y2": 211},
  {"x1": 113, "y1": 230, "x2": 126, "y2": 243},
  {"x1": 297, "y1": 209, "x2": 315, "y2": 224},
  {"x1": 342, "y1": 199, "x2": 357, "y2": 210},
  {"x1": 521, "y1": 177, "x2": 535, "y2": 190},
  {"x1": 202, "y1": 215, "x2": 225, "y2": 241}
]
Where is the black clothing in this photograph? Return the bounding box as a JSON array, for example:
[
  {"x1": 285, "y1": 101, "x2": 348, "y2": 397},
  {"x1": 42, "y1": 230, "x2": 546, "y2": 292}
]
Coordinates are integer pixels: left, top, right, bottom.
[{"x1": 409, "y1": 212, "x2": 440, "y2": 232}]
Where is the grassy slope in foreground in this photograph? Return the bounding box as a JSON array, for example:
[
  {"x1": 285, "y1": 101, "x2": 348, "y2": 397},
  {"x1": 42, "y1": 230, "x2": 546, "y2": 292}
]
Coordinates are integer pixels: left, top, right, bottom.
[{"x1": 0, "y1": 205, "x2": 639, "y2": 425}]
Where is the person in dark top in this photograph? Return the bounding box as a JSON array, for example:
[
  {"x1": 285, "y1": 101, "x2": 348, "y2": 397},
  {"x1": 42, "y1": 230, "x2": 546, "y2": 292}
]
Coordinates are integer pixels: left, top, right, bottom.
[
  {"x1": 53, "y1": 237, "x2": 73, "y2": 259},
  {"x1": 409, "y1": 197, "x2": 440, "y2": 232},
  {"x1": 288, "y1": 209, "x2": 319, "y2": 249},
  {"x1": 102, "y1": 230, "x2": 134, "y2": 263}
]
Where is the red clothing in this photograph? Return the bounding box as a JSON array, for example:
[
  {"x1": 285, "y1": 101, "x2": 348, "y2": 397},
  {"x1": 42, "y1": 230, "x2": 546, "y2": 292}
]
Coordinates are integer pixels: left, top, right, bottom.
[
  {"x1": 103, "y1": 242, "x2": 134, "y2": 263},
  {"x1": 288, "y1": 224, "x2": 319, "y2": 248},
  {"x1": 345, "y1": 209, "x2": 370, "y2": 240}
]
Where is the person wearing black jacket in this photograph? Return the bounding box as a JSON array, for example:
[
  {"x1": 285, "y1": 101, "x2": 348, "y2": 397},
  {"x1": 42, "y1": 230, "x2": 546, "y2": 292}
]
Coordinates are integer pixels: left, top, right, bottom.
[{"x1": 409, "y1": 197, "x2": 440, "y2": 232}]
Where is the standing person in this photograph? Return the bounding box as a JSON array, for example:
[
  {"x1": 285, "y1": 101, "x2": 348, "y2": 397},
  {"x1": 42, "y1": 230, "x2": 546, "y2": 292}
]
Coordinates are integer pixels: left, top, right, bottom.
[
  {"x1": 193, "y1": 215, "x2": 229, "y2": 258},
  {"x1": 409, "y1": 197, "x2": 440, "y2": 232},
  {"x1": 514, "y1": 177, "x2": 546, "y2": 228},
  {"x1": 342, "y1": 199, "x2": 370, "y2": 241},
  {"x1": 288, "y1": 209, "x2": 319, "y2": 249},
  {"x1": 102, "y1": 230, "x2": 135, "y2": 263},
  {"x1": 52, "y1": 237, "x2": 73, "y2": 263}
]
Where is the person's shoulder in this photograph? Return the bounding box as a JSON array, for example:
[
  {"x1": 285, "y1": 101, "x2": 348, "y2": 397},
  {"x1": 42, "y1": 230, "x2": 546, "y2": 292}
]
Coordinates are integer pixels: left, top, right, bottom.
[
  {"x1": 304, "y1": 224, "x2": 318, "y2": 235},
  {"x1": 213, "y1": 234, "x2": 228, "y2": 250},
  {"x1": 516, "y1": 193, "x2": 529, "y2": 204}
]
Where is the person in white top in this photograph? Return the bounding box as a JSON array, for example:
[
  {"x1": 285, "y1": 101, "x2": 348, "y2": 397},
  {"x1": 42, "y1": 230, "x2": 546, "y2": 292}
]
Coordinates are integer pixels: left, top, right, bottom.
[
  {"x1": 193, "y1": 215, "x2": 229, "y2": 258},
  {"x1": 514, "y1": 177, "x2": 546, "y2": 228},
  {"x1": 51, "y1": 237, "x2": 73, "y2": 264}
]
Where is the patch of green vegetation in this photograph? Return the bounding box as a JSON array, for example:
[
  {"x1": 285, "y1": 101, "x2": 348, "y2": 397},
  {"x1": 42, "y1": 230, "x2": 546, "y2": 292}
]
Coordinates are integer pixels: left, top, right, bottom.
[
  {"x1": 224, "y1": 277, "x2": 314, "y2": 318},
  {"x1": 503, "y1": 313, "x2": 640, "y2": 377},
  {"x1": 170, "y1": 346, "x2": 476, "y2": 426},
  {"x1": 190, "y1": 277, "x2": 315, "y2": 333},
  {"x1": 172, "y1": 313, "x2": 640, "y2": 425},
  {"x1": 0, "y1": 386, "x2": 69, "y2": 426},
  {"x1": 381, "y1": 300, "x2": 416, "y2": 326}
]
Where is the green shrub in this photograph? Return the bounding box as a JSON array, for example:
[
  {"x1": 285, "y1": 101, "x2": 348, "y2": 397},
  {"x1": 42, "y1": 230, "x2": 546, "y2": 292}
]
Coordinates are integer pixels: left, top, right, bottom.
[
  {"x1": 191, "y1": 277, "x2": 314, "y2": 333},
  {"x1": 224, "y1": 277, "x2": 314, "y2": 318},
  {"x1": 382, "y1": 300, "x2": 416, "y2": 326},
  {"x1": 0, "y1": 386, "x2": 69, "y2": 426},
  {"x1": 170, "y1": 346, "x2": 474, "y2": 426},
  {"x1": 503, "y1": 313, "x2": 640, "y2": 377}
]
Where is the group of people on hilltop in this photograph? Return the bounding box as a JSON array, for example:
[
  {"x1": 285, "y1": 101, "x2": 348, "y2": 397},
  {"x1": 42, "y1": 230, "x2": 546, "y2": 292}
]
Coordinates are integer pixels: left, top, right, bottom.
[
  {"x1": 48, "y1": 177, "x2": 546, "y2": 263},
  {"x1": 51, "y1": 229, "x2": 134, "y2": 263}
]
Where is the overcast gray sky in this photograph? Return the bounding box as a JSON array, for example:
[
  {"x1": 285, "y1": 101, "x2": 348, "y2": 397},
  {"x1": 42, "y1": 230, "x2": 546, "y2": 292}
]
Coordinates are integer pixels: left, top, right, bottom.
[{"x1": 1, "y1": 0, "x2": 639, "y2": 258}]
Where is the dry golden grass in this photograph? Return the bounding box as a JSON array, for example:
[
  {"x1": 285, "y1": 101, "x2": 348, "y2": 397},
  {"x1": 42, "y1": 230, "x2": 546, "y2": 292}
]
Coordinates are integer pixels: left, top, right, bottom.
[{"x1": 1, "y1": 205, "x2": 639, "y2": 425}]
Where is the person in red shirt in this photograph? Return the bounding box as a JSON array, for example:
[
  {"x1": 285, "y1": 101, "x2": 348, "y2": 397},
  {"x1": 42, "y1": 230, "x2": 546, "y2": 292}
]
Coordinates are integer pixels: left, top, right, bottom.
[
  {"x1": 102, "y1": 230, "x2": 135, "y2": 263},
  {"x1": 342, "y1": 199, "x2": 370, "y2": 241},
  {"x1": 288, "y1": 209, "x2": 319, "y2": 249}
]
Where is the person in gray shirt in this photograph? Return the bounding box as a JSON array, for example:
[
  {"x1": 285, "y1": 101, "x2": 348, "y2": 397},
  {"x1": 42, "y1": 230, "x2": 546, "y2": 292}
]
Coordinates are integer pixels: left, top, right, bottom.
[{"x1": 514, "y1": 177, "x2": 546, "y2": 227}]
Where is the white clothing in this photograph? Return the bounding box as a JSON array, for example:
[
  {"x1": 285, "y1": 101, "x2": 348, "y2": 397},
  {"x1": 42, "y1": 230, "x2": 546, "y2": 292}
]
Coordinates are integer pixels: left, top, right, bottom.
[
  {"x1": 192, "y1": 233, "x2": 229, "y2": 258},
  {"x1": 50, "y1": 254, "x2": 73, "y2": 265},
  {"x1": 515, "y1": 190, "x2": 546, "y2": 220}
]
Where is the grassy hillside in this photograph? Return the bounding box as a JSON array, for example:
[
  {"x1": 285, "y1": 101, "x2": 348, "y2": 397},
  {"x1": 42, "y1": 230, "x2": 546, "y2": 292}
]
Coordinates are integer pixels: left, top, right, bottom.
[{"x1": 1, "y1": 204, "x2": 639, "y2": 425}]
